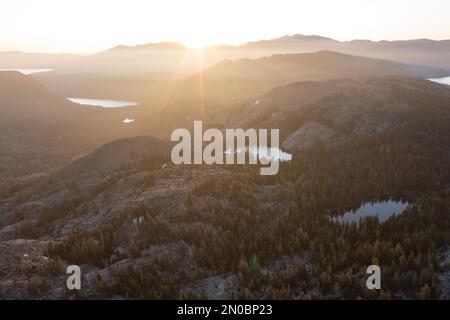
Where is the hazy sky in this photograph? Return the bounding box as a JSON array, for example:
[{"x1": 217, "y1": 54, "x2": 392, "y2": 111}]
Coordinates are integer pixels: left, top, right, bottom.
[{"x1": 1, "y1": 0, "x2": 449, "y2": 53}]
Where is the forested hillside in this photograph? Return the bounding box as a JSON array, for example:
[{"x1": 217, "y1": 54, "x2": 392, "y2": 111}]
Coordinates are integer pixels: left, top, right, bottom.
[{"x1": 1, "y1": 77, "x2": 449, "y2": 299}]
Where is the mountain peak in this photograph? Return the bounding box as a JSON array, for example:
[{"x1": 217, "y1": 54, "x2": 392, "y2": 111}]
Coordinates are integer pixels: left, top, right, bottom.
[
  {"x1": 288, "y1": 34, "x2": 334, "y2": 41},
  {"x1": 0, "y1": 70, "x2": 48, "y2": 92},
  {"x1": 106, "y1": 41, "x2": 187, "y2": 52}
]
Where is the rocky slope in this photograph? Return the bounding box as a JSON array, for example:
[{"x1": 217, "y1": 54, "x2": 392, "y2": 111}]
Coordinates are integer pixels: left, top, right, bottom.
[{"x1": 232, "y1": 77, "x2": 450, "y2": 149}]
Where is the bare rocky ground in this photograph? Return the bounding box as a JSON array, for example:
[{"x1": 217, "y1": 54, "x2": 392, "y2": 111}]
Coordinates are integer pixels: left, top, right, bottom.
[
  {"x1": 0, "y1": 145, "x2": 449, "y2": 299},
  {"x1": 0, "y1": 163, "x2": 236, "y2": 299},
  {"x1": 0, "y1": 239, "x2": 65, "y2": 299},
  {"x1": 0, "y1": 158, "x2": 321, "y2": 299}
]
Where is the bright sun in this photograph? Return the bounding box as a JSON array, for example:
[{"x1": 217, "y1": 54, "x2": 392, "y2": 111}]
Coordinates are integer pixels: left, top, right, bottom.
[
  {"x1": 1, "y1": 0, "x2": 449, "y2": 53},
  {"x1": 181, "y1": 36, "x2": 215, "y2": 49}
]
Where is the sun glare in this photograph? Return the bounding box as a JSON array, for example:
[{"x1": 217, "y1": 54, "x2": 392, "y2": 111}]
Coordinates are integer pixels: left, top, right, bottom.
[
  {"x1": 181, "y1": 37, "x2": 214, "y2": 49},
  {"x1": 0, "y1": 0, "x2": 449, "y2": 53}
]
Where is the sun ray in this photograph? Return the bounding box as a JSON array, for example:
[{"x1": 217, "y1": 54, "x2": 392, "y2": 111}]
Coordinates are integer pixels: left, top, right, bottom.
[{"x1": 195, "y1": 48, "x2": 206, "y2": 122}]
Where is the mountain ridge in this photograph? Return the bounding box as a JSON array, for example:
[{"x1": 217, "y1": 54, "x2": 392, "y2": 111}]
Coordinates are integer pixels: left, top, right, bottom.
[{"x1": 4, "y1": 34, "x2": 450, "y2": 78}]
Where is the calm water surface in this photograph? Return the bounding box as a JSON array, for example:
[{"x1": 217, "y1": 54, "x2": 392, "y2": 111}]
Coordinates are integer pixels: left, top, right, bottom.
[
  {"x1": 428, "y1": 77, "x2": 450, "y2": 86},
  {"x1": 67, "y1": 98, "x2": 138, "y2": 108},
  {"x1": 331, "y1": 200, "x2": 409, "y2": 225},
  {"x1": 0, "y1": 68, "x2": 53, "y2": 75}
]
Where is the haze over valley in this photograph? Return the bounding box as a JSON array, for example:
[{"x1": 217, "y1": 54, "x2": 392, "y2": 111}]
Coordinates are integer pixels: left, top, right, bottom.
[{"x1": 1, "y1": 0, "x2": 450, "y2": 301}]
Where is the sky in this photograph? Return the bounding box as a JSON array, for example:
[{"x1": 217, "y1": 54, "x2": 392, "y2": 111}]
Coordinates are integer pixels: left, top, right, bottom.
[{"x1": 0, "y1": 0, "x2": 449, "y2": 53}]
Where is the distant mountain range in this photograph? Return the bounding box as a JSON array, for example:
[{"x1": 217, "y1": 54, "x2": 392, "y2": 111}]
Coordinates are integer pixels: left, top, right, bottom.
[
  {"x1": 240, "y1": 34, "x2": 450, "y2": 69},
  {"x1": 2, "y1": 34, "x2": 450, "y2": 78}
]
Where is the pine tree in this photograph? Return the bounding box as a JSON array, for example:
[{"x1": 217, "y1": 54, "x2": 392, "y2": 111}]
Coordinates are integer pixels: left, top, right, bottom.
[{"x1": 250, "y1": 254, "x2": 262, "y2": 286}]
